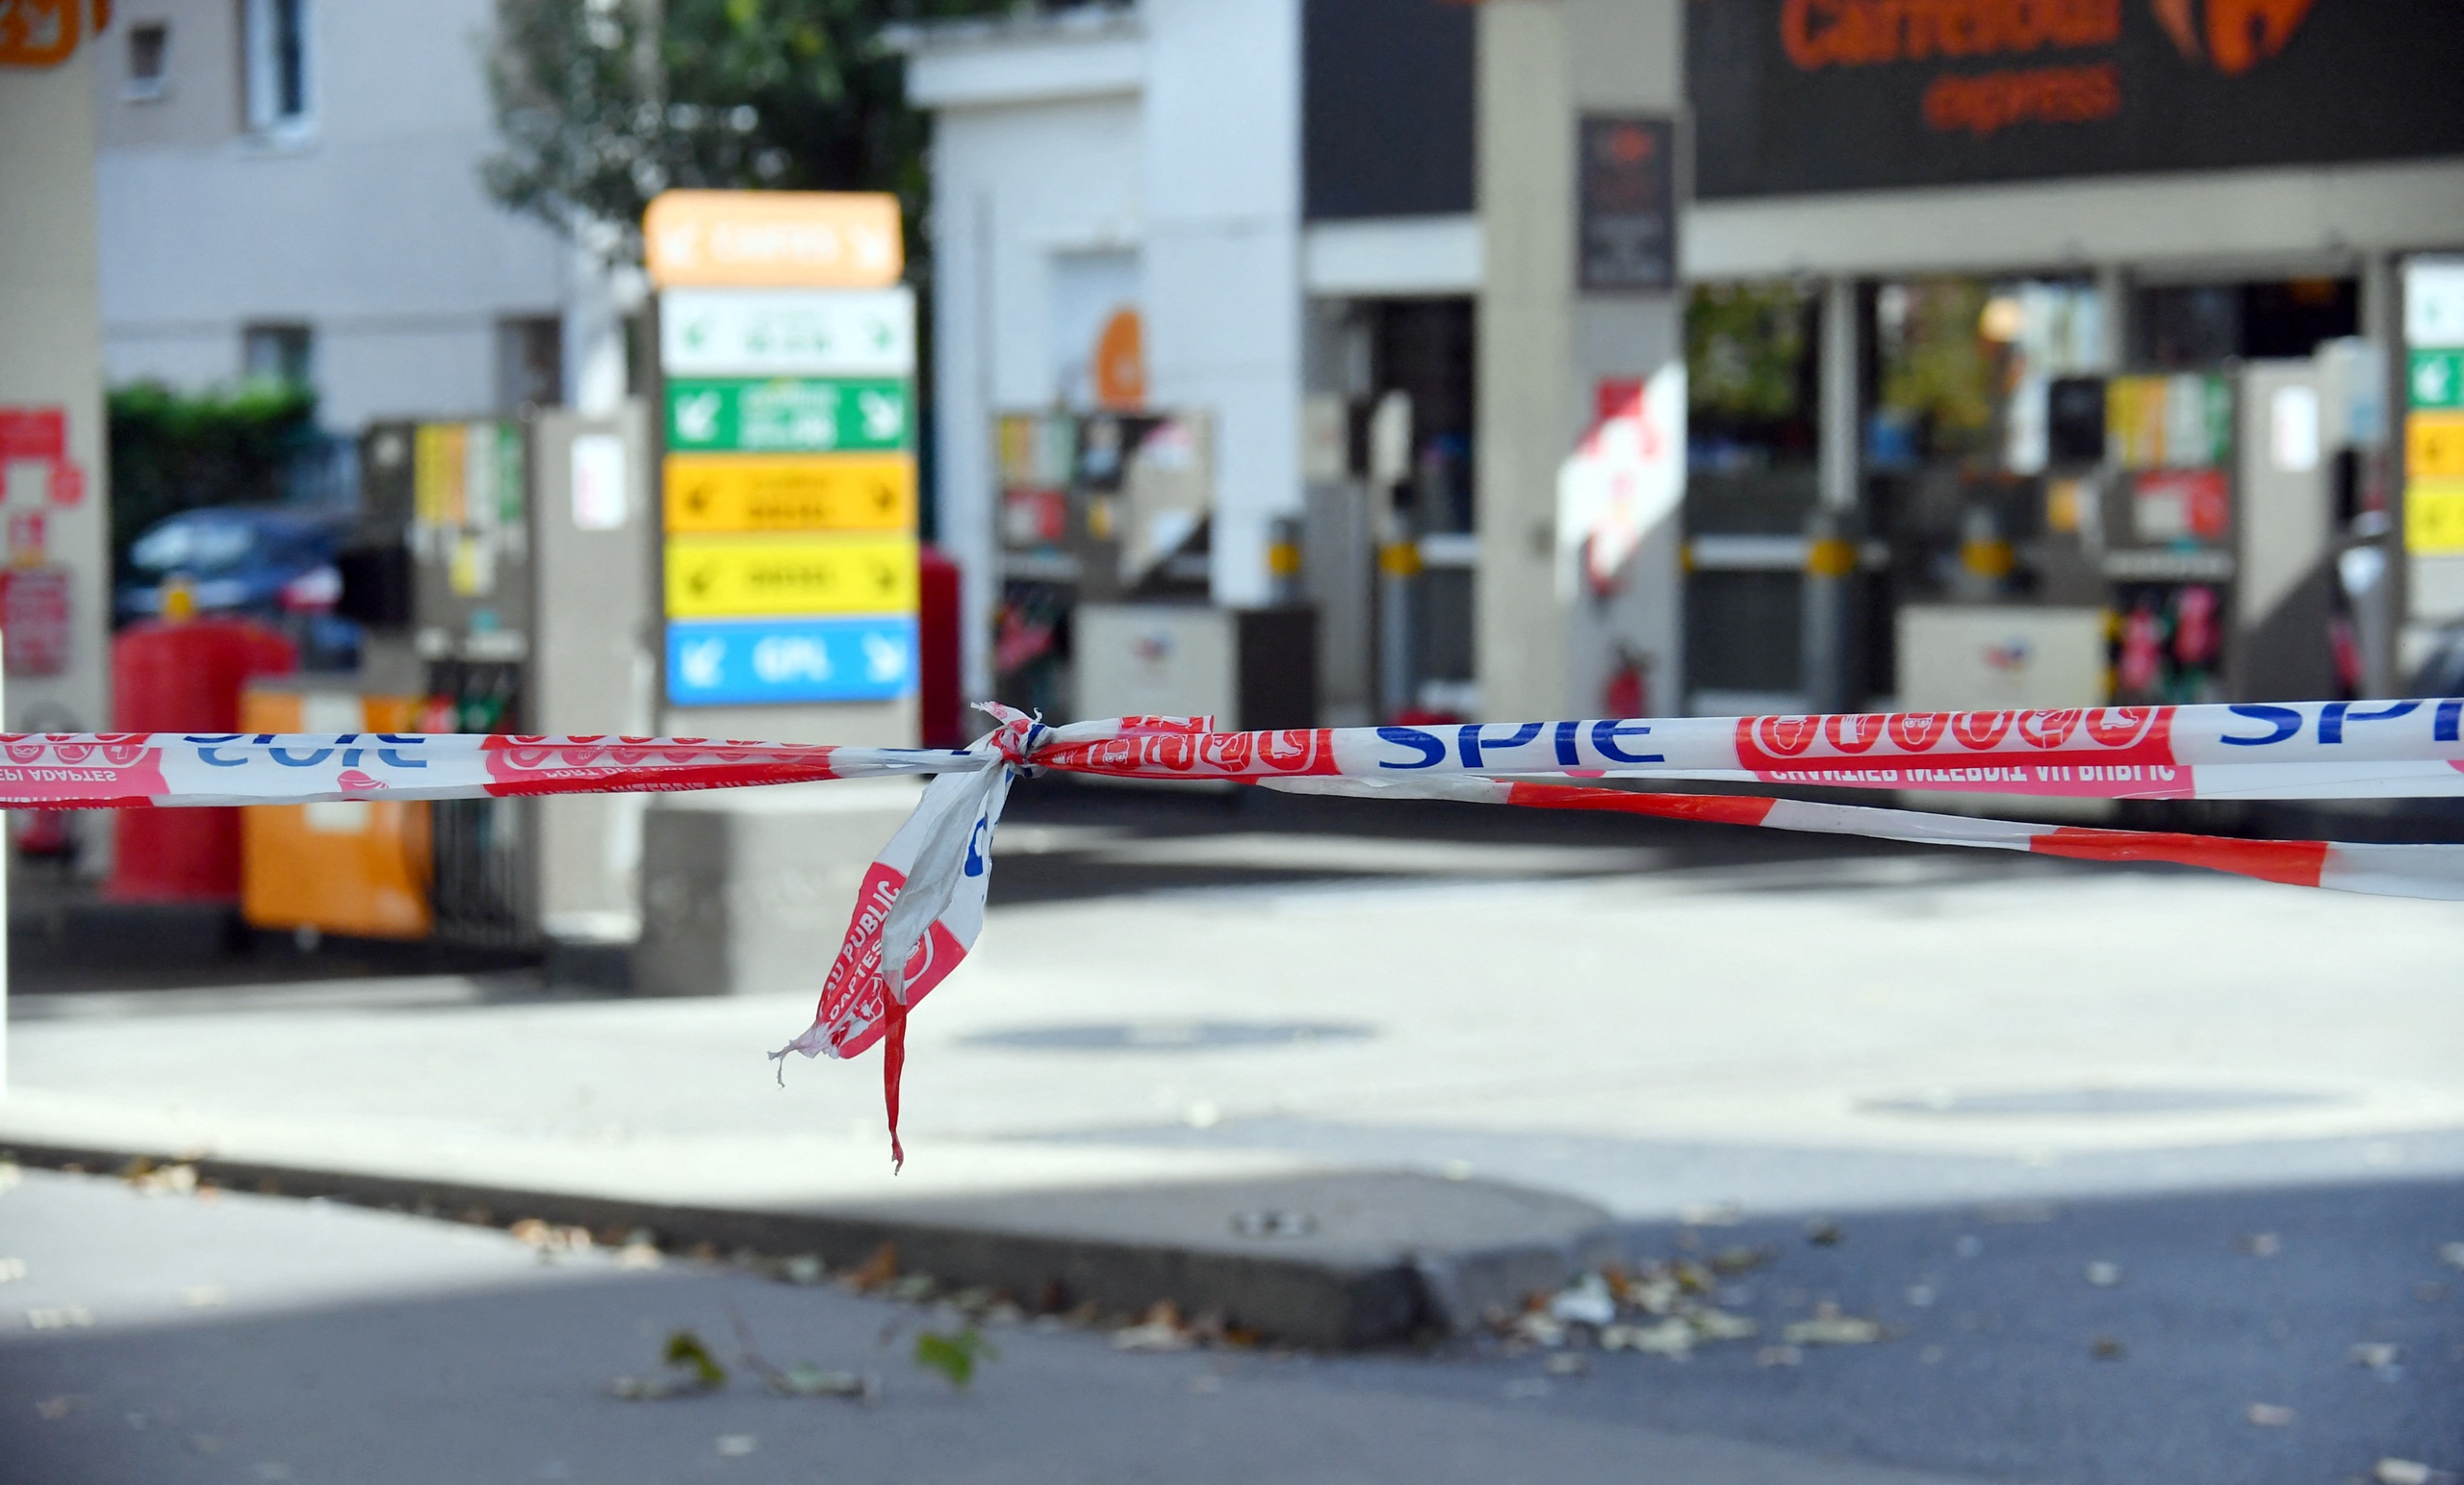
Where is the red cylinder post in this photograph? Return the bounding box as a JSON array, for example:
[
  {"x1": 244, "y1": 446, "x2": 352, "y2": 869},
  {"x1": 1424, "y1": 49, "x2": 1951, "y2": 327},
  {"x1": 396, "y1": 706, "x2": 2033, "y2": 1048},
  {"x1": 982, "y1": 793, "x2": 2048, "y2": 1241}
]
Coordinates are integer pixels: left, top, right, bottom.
[
  {"x1": 917, "y1": 545, "x2": 963, "y2": 749},
  {"x1": 108, "y1": 618, "x2": 297, "y2": 901}
]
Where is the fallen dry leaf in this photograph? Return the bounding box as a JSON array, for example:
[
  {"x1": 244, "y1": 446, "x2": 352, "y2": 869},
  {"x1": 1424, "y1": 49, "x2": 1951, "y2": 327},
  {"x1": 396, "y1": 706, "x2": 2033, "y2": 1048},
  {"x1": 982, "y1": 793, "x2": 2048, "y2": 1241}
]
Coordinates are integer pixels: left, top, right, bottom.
[
  {"x1": 1113, "y1": 1301, "x2": 1196, "y2": 1353},
  {"x1": 1784, "y1": 1303, "x2": 1883, "y2": 1345},
  {"x1": 1601, "y1": 1319, "x2": 1694, "y2": 1356},
  {"x1": 2352, "y1": 1342, "x2": 2402, "y2": 1371},
  {"x1": 842, "y1": 1243, "x2": 899, "y2": 1292}
]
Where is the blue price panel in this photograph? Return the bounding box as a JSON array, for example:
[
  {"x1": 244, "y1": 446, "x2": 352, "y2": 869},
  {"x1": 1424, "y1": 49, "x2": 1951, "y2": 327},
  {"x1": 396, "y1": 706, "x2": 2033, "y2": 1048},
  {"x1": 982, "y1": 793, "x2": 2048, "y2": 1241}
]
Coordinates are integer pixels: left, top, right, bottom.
[{"x1": 665, "y1": 615, "x2": 918, "y2": 705}]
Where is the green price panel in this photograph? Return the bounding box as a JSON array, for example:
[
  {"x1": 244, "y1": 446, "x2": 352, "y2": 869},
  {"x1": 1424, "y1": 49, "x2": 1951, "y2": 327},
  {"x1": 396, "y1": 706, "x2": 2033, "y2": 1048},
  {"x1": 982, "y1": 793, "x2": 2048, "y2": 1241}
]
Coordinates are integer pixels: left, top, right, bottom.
[
  {"x1": 665, "y1": 377, "x2": 912, "y2": 453},
  {"x1": 2410, "y1": 348, "x2": 2464, "y2": 411}
]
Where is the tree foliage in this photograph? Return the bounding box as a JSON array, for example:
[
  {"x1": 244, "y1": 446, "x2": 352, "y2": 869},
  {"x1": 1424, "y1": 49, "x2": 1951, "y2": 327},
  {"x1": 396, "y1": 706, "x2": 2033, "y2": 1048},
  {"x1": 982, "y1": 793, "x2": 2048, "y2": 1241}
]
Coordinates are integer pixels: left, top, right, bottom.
[
  {"x1": 1877, "y1": 279, "x2": 1998, "y2": 456},
  {"x1": 1687, "y1": 283, "x2": 1811, "y2": 424},
  {"x1": 481, "y1": 0, "x2": 1014, "y2": 261},
  {"x1": 107, "y1": 381, "x2": 320, "y2": 569}
]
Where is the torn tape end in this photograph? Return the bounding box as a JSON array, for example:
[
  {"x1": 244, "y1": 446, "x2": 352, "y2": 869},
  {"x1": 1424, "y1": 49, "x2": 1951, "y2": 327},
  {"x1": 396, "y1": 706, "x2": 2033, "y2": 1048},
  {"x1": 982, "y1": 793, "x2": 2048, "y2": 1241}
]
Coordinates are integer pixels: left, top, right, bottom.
[{"x1": 769, "y1": 1027, "x2": 838, "y2": 1066}]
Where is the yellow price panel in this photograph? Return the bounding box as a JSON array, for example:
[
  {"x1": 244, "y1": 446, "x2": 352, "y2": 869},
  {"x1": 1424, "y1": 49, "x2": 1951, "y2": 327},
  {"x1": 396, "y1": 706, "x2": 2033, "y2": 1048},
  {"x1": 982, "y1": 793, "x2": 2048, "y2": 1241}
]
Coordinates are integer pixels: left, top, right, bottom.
[
  {"x1": 664, "y1": 453, "x2": 915, "y2": 534},
  {"x1": 2407, "y1": 479, "x2": 2464, "y2": 556},
  {"x1": 2410, "y1": 412, "x2": 2464, "y2": 480},
  {"x1": 414, "y1": 422, "x2": 467, "y2": 526},
  {"x1": 665, "y1": 534, "x2": 918, "y2": 618}
]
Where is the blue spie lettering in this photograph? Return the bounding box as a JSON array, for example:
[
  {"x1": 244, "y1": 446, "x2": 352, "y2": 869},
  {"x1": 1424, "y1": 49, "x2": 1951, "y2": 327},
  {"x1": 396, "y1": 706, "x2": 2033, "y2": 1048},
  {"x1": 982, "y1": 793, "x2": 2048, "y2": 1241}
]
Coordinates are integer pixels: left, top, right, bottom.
[
  {"x1": 2317, "y1": 700, "x2": 2419, "y2": 744},
  {"x1": 373, "y1": 734, "x2": 429, "y2": 769},
  {"x1": 1458, "y1": 723, "x2": 1543, "y2": 770},
  {"x1": 2220, "y1": 704, "x2": 2301, "y2": 747},
  {"x1": 1553, "y1": 720, "x2": 1581, "y2": 767},
  {"x1": 1590, "y1": 719, "x2": 1664, "y2": 764},
  {"x1": 1375, "y1": 727, "x2": 1447, "y2": 770}
]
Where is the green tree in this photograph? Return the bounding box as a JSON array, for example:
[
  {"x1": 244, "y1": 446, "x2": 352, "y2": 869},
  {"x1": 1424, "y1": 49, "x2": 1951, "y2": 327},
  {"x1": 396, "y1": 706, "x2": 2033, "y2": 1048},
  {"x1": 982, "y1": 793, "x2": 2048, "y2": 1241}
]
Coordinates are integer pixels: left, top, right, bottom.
[
  {"x1": 1877, "y1": 279, "x2": 1998, "y2": 457},
  {"x1": 1687, "y1": 283, "x2": 1810, "y2": 425},
  {"x1": 106, "y1": 381, "x2": 320, "y2": 571},
  {"x1": 480, "y1": 0, "x2": 1014, "y2": 262}
]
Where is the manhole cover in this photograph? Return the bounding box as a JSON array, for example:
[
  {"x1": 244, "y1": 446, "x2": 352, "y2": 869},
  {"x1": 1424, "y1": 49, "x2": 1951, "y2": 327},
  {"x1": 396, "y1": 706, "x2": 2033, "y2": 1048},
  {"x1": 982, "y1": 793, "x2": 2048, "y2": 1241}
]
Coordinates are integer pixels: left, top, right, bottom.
[
  {"x1": 1861, "y1": 1088, "x2": 2343, "y2": 1117},
  {"x1": 960, "y1": 1021, "x2": 1373, "y2": 1053}
]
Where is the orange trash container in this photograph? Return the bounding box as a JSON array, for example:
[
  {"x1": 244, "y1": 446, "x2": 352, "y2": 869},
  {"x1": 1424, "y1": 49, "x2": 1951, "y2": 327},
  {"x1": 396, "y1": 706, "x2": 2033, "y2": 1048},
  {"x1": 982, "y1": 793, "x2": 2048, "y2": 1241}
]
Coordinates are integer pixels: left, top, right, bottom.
[{"x1": 239, "y1": 682, "x2": 432, "y2": 939}]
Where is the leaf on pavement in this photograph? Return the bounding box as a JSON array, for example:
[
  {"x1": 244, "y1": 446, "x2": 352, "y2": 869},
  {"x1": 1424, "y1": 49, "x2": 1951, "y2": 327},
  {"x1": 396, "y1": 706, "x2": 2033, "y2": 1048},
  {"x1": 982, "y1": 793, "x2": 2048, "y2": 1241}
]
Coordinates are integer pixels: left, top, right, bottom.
[{"x1": 913, "y1": 1326, "x2": 995, "y2": 1390}]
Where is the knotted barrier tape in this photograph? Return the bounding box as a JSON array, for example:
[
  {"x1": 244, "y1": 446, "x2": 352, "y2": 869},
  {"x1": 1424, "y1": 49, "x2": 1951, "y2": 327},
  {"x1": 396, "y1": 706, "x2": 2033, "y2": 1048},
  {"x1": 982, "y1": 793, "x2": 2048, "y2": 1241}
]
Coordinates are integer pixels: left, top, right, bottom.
[{"x1": 11, "y1": 697, "x2": 2463, "y2": 1162}]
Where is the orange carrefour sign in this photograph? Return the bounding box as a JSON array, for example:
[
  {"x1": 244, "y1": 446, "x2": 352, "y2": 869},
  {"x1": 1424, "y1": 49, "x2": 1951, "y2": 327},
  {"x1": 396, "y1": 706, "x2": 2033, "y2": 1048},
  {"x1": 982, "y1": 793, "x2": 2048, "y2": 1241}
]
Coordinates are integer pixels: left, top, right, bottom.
[
  {"x1": 1, "y1": 0, "x2": 101, "y2": 68},
  {"x1": 2152, "y1": 0, "x2": 2313, "y2": 74},
  {"x1": 644, "y1": 191, "x2": 903, "y2": 290}
]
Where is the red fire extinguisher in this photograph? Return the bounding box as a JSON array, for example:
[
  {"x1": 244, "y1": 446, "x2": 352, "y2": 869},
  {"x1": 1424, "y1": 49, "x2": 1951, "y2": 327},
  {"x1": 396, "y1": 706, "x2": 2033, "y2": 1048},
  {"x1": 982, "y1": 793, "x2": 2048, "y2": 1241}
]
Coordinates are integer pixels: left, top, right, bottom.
[{"x1": 1604, "y1": 649, "x2": 1651, "y2": 719}]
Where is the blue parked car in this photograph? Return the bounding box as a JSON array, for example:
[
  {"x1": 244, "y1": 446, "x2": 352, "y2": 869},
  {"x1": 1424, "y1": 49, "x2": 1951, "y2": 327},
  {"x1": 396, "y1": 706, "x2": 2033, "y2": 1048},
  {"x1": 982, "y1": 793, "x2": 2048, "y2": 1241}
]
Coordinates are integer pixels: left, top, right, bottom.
[{"x1": 116, "y1": 506, "x2": 362, "y2": 667}]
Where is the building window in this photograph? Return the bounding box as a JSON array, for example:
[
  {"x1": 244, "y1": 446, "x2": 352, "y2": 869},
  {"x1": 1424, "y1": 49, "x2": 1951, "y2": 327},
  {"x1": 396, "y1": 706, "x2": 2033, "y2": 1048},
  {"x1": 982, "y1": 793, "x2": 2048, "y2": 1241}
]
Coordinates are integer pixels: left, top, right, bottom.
[
  {"x1": 125, "y1": 22, "x2": 170, "y2": 101},
  {"x1": 495, "y1": 317, "x2": 564, "y2": 411},
  {"x1": 243, "y1": 323, "x2": 314, "y2": 390},
  {"x1": 2131, "y1": 279, "x2": 2359, "y2": 370},
  {"x1": 242, "y1": 0, "x2": 312, "y2": 135}
]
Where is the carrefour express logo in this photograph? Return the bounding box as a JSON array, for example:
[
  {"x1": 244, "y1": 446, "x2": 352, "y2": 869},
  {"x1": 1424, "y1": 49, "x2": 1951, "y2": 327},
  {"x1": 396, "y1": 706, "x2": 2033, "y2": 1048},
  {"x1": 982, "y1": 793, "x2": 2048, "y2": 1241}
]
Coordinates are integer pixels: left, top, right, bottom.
[{"x1": 2150, "y1": 0, "x2": 2312, "y2": 74}]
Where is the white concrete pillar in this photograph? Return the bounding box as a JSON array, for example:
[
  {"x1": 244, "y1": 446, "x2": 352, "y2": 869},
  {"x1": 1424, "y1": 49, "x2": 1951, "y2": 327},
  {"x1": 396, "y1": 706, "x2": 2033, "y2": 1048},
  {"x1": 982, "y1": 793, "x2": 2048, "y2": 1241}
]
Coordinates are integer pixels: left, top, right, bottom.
[
  {"x1": 1803, "y1": 276, "x2": 1861, "y2": 711},
  {"x1": 2358, "y1": 250, "x2": 2405, "y2": 695},
  {"x1": 1474, "y1": 0, "x2": 1575, "y2": 723},
  {"x1": 1476, "y1": 0, "x2": 1685, "y2": 722},
  {"x1": 1141, "y1": 0, "x2": 1303, "y2": 609},
  {"x1": 2094, "y1": 264, "x2": 2131, "y2": 372},
  {"x1": 928, "y1": 186, "x2": 998, "y2": 702},
  {"x1": 565, "y1": 235, "x2": 642, "y2": 418},
  {"x1": 1, "y1": 34, "x2": 113, "y2": 814}
]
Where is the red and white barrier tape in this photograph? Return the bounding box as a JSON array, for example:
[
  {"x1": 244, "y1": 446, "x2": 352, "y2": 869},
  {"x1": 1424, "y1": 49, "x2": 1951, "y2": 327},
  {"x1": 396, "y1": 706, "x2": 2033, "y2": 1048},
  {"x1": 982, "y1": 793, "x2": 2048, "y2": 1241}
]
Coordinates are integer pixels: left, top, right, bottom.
[
  {"x1": 12, "y1": 698, "x2": 2462, "y2": 1162},
  {"x1": 1263, "y1": 776, "x2": 2464, "y2": 901}
]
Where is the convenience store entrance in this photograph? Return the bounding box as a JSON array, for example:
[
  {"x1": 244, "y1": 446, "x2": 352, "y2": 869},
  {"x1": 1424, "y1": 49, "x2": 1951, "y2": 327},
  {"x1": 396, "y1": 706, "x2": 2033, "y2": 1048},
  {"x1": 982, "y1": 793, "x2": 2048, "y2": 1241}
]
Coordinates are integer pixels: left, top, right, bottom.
[{"x1": 1681, "y1": 270, "x2": 2381, "y2": 715}]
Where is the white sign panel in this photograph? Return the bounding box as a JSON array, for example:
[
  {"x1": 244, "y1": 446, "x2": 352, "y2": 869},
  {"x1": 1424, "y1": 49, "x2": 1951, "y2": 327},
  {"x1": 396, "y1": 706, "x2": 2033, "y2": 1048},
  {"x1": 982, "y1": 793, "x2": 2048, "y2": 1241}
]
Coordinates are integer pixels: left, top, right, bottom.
[
  {"x1": 1556, "y1": 366, "x2": 1686, "y2": 599},
  {"x1": 2269, "y1": 384, "x2": 2320, "y2": 473},
  {"x1": 571, "y1": 433, "x2": 629, "y2": 531},
  {"x1": 658, "y1": 287, "x2": 916, "y2": 377},
  {"x1": 2404, "y1": 258, "x2": 2464, "y2": 348}
]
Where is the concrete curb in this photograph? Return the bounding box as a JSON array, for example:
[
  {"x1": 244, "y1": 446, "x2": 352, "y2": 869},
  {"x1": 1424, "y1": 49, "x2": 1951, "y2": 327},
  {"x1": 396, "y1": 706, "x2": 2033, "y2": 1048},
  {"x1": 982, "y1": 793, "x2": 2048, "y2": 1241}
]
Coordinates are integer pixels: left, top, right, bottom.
[{"x1": 0, "y1": 1139, "x2": 1619, "y2": 1350}]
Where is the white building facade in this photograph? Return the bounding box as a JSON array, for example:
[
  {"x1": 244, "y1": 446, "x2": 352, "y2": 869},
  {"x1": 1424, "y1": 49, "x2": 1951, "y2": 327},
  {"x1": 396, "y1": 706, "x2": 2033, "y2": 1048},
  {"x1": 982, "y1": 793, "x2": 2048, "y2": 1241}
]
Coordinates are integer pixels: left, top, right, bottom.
[
  {"x1": 912, "y1": 0, "x2": 2464, "y2": 730},
  {"x1": 93, "y1": 0, "x2": 614, "y2": 429},
  {"x1": 904, "y1": 1, "x2": 1493, "y2": 719},
  {"x1": 907, "y1": 2, "x2": 1315, "y2": 702}
]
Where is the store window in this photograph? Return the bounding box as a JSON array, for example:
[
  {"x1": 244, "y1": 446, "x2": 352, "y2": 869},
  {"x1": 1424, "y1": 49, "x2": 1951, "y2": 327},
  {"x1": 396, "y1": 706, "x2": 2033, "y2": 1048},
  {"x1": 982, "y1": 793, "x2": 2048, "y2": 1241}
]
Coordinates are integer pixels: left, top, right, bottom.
[
  {"x1": 1686, "y1": 282, "x2": 1818, "y2": 475},
  {"x1": 242, "y1": 323, "x2": 314, "y2": 389},
  {"x1": 495, "y1": 317, "x2": 564, "y2": 411},
  {"x1": 1865, "y1": 277, "x2": 2106, "y2": 572},
  {"x1": 242, "y1": 0, "x2": 312, "y2": 136},
  {"x1": 125, "y1": 21, "x2": 170, "y2": 100},
  {"x1": 2132, "y1": 278, "x2": 2358, "y2": 369},
  {"x1": 1861, "y1": 278, "x2": 2110, "y2": 706},
  {"x1": 1363, "y1": 298, "x2": 1475, "y2": 535},
  {"x1": 1681, "y1": 282, "x2": 1823, "y2": 710},
  {"x1": 1871, "y1": 278, "x2": 2103, "y2": 477}
]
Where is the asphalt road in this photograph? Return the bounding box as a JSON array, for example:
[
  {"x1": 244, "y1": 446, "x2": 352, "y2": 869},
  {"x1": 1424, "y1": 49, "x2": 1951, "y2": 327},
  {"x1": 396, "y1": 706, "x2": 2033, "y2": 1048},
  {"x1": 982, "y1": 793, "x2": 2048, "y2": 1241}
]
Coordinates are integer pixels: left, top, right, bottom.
[{"x1": 3, "y1": 1165, "x2": 2456, "y2": 1485}]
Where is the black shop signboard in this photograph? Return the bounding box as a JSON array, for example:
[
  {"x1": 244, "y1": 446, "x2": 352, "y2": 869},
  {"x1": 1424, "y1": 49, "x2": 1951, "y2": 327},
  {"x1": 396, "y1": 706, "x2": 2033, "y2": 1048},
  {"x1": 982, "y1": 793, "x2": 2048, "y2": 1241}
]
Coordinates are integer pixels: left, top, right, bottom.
[
  {"x1": 1579, "y1": 115, "x2": 1679, "y2": 294},
  {"x1": 1689, "y1": 0, "x2": 2464, "y2": 198}
]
